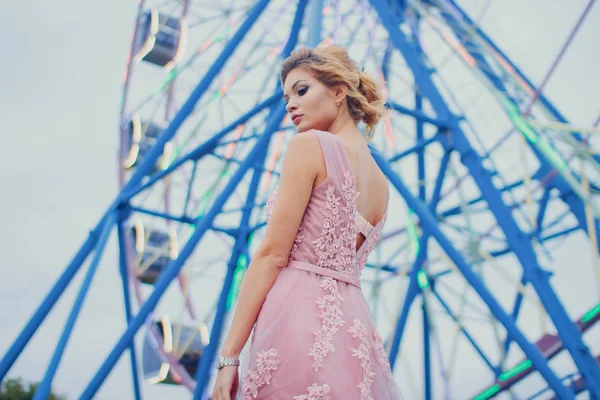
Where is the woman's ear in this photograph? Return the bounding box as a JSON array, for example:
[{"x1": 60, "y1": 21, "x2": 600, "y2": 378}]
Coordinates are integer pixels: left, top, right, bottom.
[{"x1": 334, "y1": 86, "x2": 347, "y2": 104}]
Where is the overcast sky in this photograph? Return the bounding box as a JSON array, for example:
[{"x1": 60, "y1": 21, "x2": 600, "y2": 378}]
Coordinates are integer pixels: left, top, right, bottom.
[{"x1": 1, "y1": 1, "x2": 599, "y2": 399}]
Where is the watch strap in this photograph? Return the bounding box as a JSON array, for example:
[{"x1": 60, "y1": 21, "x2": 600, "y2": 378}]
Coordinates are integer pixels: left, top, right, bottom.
[{"x1": 217, "y1": 356, "x2": 240, "y2": 369}]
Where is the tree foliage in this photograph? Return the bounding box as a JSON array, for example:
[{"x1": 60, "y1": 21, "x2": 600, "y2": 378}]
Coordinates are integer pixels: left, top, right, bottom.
[{"x1": 0, "y1": 378, "x2": 66, "y2": 400}]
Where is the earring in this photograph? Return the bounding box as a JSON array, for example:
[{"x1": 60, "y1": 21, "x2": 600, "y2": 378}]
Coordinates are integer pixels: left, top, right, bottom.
[{"x1": 336, "y1": 100, "x2": 340, "y2": 106}]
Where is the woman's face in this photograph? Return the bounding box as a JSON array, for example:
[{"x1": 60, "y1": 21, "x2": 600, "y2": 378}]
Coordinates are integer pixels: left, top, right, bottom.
[{"x1": 283, "y1": 67, "x2": 340, "y2": 133}]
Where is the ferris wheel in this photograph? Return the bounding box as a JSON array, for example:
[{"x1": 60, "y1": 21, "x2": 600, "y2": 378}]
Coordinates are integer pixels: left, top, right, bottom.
[{"x1": 2, "y1": 0, "x2": 600, "y2": 399}]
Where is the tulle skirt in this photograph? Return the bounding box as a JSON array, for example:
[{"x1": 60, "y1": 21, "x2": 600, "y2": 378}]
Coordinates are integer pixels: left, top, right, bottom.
[{"x1": 236, "y1": 261, "x2": 403, "y2": 400}]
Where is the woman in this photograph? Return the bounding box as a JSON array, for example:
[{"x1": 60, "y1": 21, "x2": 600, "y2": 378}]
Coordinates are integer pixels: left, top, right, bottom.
[{"x1": 212, "y1": 44, "x2": 403, "y2": 400}]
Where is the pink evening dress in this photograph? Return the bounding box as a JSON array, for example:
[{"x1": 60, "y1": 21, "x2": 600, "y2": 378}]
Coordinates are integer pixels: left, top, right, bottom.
[{"x1": 236, "y1": 129, "x2": 403, "y2": 400}]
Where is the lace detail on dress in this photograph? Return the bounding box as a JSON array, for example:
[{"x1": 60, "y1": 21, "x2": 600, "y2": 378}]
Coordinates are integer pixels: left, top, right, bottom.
[
  {"x1": 293, "y1": 383, "x2": 331, "y2": 400},
  {"x1": 340, "y1": 170, "x2": 360, "y2": 276},
  {"x1": 242, "y1": 349, "x2": 279, "y2": 399},
  {"x1": 348, "y1": 320, "x2": 375, "y2": 400},
  {"x1": 372, "y1": 329, "x2": 394, "y2": 383},
  {"x1": 312, "y1": 170, "x2": 358, "y2": 276},
  {"x1": 290, "y1": 225, "x2": 305, "y2": 260},
  {"x1": 309, "y1": 277, "x2": 345, "y2": 371}
]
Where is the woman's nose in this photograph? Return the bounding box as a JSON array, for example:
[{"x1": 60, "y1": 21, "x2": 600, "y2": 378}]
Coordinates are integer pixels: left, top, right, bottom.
[{"x1": 286, "y1": 101, "x2": 297, "y2": 113}]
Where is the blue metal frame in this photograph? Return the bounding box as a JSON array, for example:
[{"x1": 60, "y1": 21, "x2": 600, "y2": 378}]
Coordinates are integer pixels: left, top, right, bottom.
[
  {"x1": 430, "y1": 281, "x2": 500, "y2": 375},
  {"x1": 1, "y1": 0, "x2": 598, "y2": 398},
  {"x1": 1, "y1": 0, "x2": 271, "y2": 395},
  {"x1": 369, "y1": 0, "x2": 600, "y2": 396},
  {"x1": 307, "y1": 0, "x2": 323, "y2": 47},
  {"x1": 192, "y1": 144, "x2": 268, "y2": 399},
  {"x1": 116, "y1": 213, "x2": 142, "y2": 400},
  {"x1": 388, "y1": 148, "x2": 449, "y2": 369},
  {"x1": 193, "y1": 6, "x2": 309, "y2": 396},
  {"x1": 81, "y1": 102, "x2": 289, "y2": 398},
  {"x1": 33, "y1": 214, "x2": 115, "y2": 400},
  {"x1": 387, "y1": 101, "x2": 451, "y2": 129},
  {"x1": 372, "y1": 145, "x2": 574, "y2": 398},
  {"x1": 446, "y1": 0, "x2": 599, "y2": 161}
]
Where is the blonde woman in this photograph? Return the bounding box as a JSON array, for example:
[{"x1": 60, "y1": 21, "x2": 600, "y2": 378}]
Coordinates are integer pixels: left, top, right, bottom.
[{"x1": 212, "y1": 45, "x2": 403, "y2": 400}]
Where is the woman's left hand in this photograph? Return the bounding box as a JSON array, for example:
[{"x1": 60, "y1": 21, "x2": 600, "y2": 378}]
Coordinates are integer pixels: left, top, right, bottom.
[{"x1": 212, "y1": 366, "x2": 239, "y2": 400}]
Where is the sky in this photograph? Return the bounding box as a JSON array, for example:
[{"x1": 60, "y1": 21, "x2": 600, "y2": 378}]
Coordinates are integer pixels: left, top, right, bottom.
[{"x1": 0, "y1": 1, "x2": 599, "y2": 399}]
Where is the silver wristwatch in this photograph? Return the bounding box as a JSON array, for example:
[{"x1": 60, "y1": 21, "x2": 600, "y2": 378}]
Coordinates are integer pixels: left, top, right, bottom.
[{"x1": 217, "y1": 356, "x2": 240, "y2": 370}]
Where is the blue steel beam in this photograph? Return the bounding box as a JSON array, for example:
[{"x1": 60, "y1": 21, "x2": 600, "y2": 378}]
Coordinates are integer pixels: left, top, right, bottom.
[
  {"x1": 422, "y1": 298, "x2": 432, "y2": 400},
  {"x1": 415, "y1": 60, "x2": 432, "y2": 397},
  {"x1": 389, "y1": 238, "x2": 424, "y2": 368},
  {"x1": 415, "y1": 93, "x2": 426, "y2": 201},
  {"x1": 183, "y1": 161, "x2": 199, "y2": 218},
  {"x1": 193, "y1": 144, "x2": 271, "y2": 398},
  {"x1": 369, "y1": 0, "x2": 600, "y2": 395},
  {"x1": 438, "y1": 179, "x2": 524, "y2": 219},
  {"x1": 116, "y1": 215, "x2": 142, "y2": 400},
  {"x1": 307, "y1": 0, "x2": 323, "y2": 47},
  {"x1": 33, "y1": 213, "x2": 115, "y2": 400},
  {"x1": 381, "y1": 41, "x2": 393, "y2": 81},
  {"x1": 487, "y1": 226, "x2": 579, "y2": 259},
  {"x1": 503, "y1": 272, "x2": 528, "y2": 363},
  {"x1": 389, "y1": 149, "x2": 450, "y2": 368},
  {"x1": 537, "y1": 188, "x2": 551, "y2": 233},
  {"x1": 388, "y1": 133, "x2": 440, "y2": 163},
  {"x1": 193, "y1": 1, "x2": 310, "y2": 390},
  {"x1": 194, "y1": 0, "x2": 312, "y2": 400},
  {"x1": 128, "y1": 205, "x2": 196, "y2": 225},
  {"x1": 430, "y1": 282, "x2": 499, "y2": 375},
  {"x1": 387, "y1": 101, "x2": 451, "y2": 129}
]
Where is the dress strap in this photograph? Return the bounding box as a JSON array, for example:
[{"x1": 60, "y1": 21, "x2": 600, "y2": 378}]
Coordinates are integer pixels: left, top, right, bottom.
[
  {"x1": 355, "y1": 212, "x2": 374, "y2": 236},
  {"x1": 310, "y1": 130, "x2": 348, "y2": 182}
]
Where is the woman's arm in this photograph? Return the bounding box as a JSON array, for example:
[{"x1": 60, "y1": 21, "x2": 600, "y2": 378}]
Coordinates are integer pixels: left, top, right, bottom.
[{"x1": 219, "y1": 131, "x2": 323, "y2": 358}]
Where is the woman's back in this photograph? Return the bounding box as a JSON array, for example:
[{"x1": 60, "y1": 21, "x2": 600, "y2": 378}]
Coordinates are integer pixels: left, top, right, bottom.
[
  {"x1": 241, "y1": 129, "x2": 402, "y2": 399},
  {"x1": 265, "y1": 129, "x2": 389, "y2": 280}
]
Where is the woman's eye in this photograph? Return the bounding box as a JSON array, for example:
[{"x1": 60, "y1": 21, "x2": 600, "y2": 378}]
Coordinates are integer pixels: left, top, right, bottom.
[{"x1": 298, "y1": 87, "x2": 308, "y2": 96}]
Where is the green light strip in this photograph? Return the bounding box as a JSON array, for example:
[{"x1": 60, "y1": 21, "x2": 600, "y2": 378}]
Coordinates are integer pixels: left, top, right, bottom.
[
  {"x1": 499, "y1": 95, "x2": 600, "y2": 217},
  {"x1": 406, "y1": 210, "x2": 420, "y2": 257},
  {"x1": 501, "y1": 98, "x2": 568, "y2": 171},
  {"x1": 197, "y1": 190, "x2": 213, "y2": 217},
  {"x1": 498, "y1": 359, "x2": 532, "y2": 381},
  {"x1": 407, "y1": 210, "x2": 428, "y2": 289},
  {"x1": 417, "y1": 269, "x2": 429, "y2": 289},
  {"x1": 473, "y1": 384, "x2": 500, "y2": 400},
  {"x1": 582, "y1": 302, "x2": 600, "y2": 323}
]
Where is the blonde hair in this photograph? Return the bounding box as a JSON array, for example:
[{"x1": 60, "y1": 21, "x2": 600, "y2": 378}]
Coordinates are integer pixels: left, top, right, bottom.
[{"x1": 280, "y1": 44, "x2": 385, "y2": 141}]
